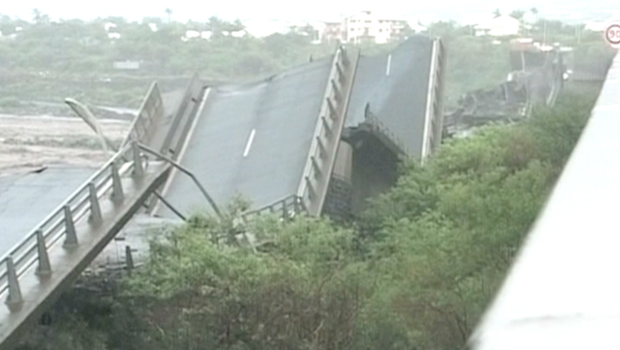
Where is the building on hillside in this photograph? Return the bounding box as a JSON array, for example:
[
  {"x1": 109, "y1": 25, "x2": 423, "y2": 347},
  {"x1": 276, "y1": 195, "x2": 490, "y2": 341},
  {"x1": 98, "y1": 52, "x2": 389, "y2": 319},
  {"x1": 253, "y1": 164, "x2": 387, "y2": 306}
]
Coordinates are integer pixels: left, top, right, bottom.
[
  {"x1": 182, "y1": 30, "x2": 212, "y2": 41},
  {"x1": 242, "y1": 19, "x2": 287, "y2": 37},
  {"x1": 474, "y1": 14, "x2": 520, "y2": 36},
  {"x1": 243, "y1": 19, "x2": 318, "y2": 39},
  {"x1": 407, "y1": 20, "x2": 427, "y2": 34},
  {"x1": 342, "y1": 11, "x2": 409, "y2": 44},
  {"x1": 103, "y1": 22, "x2": 117, "y2": 32},
  {"x1": 322, "y1": 21, "x2": 344, "y2": 43}
]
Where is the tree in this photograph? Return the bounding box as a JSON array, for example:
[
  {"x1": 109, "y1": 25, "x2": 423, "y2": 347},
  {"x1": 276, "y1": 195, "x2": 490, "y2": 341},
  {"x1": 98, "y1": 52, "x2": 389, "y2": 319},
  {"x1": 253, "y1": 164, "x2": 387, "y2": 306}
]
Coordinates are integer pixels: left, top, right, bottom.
[
  {"x1": 510, "y1": 9, "x2": 525, "y2": 20},
  {"x1": 31, "y1": 8, "x2": 50, "y2": 25},
  {"x1": 164, "y1": 8, "x2": 172, "y2": 24}
]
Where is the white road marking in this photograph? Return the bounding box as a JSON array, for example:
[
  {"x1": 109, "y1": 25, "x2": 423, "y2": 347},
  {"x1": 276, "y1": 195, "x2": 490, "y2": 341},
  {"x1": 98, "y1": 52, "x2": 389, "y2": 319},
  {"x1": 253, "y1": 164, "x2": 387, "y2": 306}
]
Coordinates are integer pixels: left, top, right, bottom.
[
  {"x1": 386, "y1": 54, "x2": 392, "y2": 76},
  {"x1": 243, "y1": 129, "x2": 256, "y2": 157}
]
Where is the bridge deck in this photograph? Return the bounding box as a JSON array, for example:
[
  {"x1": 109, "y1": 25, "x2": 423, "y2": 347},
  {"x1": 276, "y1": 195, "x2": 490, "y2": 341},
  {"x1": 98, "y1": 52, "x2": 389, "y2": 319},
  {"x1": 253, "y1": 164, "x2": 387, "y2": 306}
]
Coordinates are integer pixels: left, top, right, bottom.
[
  {"x1": 158, "y1": 57, "x2": 333, "y2": 217},
  {"x1": 346, "y1": 36, "x2": 434, "y2": 157},
  {"x1": 0, "y1": 166, "x2": 97, "y2": 258}
]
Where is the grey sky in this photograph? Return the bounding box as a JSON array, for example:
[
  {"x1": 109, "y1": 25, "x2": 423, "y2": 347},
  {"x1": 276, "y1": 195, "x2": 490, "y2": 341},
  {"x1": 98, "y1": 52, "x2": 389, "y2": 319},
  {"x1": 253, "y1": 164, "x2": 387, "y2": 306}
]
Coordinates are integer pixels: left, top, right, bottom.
[{"x1": 1, "y1": 1, "x2": 617, "y2": 23}]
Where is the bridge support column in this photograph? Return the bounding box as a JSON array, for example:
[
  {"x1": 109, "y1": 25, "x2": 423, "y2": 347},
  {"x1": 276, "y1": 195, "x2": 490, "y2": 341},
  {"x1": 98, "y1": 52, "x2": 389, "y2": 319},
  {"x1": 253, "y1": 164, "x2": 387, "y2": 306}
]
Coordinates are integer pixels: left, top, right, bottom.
[{"x1": 125, "y1": 246, "x2": 134, "y2": 271}]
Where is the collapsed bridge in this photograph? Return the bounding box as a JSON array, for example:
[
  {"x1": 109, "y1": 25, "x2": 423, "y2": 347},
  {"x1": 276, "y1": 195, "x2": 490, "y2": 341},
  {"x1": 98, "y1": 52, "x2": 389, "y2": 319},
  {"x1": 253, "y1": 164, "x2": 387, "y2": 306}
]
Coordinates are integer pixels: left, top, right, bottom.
[{"x1": 0, "y1": 36, "x2": 445, "y2": 349}]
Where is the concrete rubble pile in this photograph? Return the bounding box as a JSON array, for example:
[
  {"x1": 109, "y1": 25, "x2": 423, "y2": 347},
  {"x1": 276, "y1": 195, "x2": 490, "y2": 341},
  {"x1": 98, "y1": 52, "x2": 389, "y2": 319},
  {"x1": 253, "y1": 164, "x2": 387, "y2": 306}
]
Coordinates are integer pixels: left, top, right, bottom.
[{"x1": 444, "y1": 38, "x2": 569, "y2": 138}]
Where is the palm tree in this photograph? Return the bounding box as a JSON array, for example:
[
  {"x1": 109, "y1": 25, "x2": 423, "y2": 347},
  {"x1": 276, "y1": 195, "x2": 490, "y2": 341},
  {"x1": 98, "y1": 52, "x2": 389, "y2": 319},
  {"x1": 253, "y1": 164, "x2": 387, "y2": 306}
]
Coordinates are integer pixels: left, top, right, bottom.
[
  {"x1": 165, "y1": 8, "x2": 173, "y2": 24},
  {"x1": 31, "y1": 8, "x2": 50, "y2": 25},
  {"x1": 32, "y1": 8, "x2": 41, "y2": 23},
  {"x1": 530, "y1": 7, "x2": 539, "y2": 25}
]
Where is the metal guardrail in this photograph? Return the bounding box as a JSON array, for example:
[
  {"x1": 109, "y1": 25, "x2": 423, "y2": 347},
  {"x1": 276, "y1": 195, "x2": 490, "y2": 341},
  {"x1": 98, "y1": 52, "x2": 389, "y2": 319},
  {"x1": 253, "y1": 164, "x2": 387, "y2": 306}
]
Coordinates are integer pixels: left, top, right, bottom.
[
  {"x1": 146, "y1": 74, "x2": 206, "y2": 213},
  {"x1": 296, "y1": 46, "x2": 359, "y2": 216},
  {"x1": 363, "y1": 111, "x2": 410, "y2": 155},
  {"x1": 159, "y1": 73, "x2": 203, "y2": 157},
  {"x1": 120, "y1": 82, "x2": 164, "y2": 150},
  {"x1": 241, "y1": 195, "x2": 306, "y2": 221},
  {"x1": 421, "y1": 38, "x2": 446, "y2": 160},
  {"x1": 0, "y1": 141, "x2": 151, "y2": 311}
]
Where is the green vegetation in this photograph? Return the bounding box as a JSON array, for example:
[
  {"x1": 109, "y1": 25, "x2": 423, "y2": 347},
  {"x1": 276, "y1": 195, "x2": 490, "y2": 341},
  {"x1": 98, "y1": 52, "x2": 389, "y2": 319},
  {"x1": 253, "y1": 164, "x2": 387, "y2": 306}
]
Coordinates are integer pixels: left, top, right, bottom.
[{"x1": 16, "y1": 91, "x2": 595, "y2": 350}]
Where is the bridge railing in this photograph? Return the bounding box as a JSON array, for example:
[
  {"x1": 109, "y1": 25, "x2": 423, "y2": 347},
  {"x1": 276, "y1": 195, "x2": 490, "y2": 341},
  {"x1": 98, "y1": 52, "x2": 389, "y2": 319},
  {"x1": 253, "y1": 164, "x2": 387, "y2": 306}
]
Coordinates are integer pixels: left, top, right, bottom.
[
  {"x1": 241, "y1": 195, "x2": 306, "y2": 221},
  {"x1": 363, "y1": 110, "x2": 410, "y2": 155},
  {"x1": 421, "y1": 38, "x2": 446, "y2": 160},
  {"x1": 0, "y1": 141, "x2": 149, "y2": 311},
  {"x1": 120, "y1": 82, "x2": 164, "y2": 150},
  {"x1": 297, "y1": 46, "x2": 360, "y2": 216},
  {"x1": 159, "y1": 73, "x2": 203, "y2": 157}
]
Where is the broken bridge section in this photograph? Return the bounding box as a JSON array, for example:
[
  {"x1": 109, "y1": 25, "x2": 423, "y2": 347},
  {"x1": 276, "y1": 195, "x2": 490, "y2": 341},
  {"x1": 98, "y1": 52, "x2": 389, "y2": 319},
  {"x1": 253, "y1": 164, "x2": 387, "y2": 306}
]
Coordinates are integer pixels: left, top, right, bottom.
[
  {"x1": 156, "y1": 46, "x2": 359, "y2": 219},
  {"x1": 0, "y1": 36, "x2": 446, "y2": 349},
  {"x1": 153, "y1": 36, "x2": 445, "y2": 220},
  {"x1": 0, "y1": 143, "x2": 171, "y2": 350}
]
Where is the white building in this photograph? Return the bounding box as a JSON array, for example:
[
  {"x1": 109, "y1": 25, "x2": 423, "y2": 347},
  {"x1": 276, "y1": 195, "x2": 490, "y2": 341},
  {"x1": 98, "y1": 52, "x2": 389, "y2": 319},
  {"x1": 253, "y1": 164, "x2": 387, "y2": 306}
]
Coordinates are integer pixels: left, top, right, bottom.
[
  {"x1": 343, "y1": 11, "x2": 408, "y2": 44},
  {"x1": 182, "y1": 30, "x2": 212, "y2": 41},
  {"x1": 474, "y1": 15, "x2": 520, "y2": 37},
  {"x1": 103, "y1": 22, "x2": 117, "y2": 32},
  {"x1": 242, "y1": 19, "x2": 297, "y2": 38}
]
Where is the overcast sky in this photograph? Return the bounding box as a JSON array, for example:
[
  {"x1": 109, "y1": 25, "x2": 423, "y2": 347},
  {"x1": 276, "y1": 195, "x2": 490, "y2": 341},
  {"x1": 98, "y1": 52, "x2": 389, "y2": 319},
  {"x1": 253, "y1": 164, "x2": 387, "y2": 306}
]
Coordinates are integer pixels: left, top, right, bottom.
[{"x1": 1, "y1": 1, "x2": 616, "y2": 23}]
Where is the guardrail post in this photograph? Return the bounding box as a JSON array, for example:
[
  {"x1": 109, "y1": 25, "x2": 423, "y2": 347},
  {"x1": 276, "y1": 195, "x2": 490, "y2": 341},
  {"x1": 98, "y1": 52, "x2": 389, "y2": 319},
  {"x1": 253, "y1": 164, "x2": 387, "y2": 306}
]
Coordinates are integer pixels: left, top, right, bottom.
[
  {"x1": 311, "y1": 156, "x2": 321, "y2": 175},
  {"x1": 5, "y1": 257, "x2": 23, "y2": 311},
  {"x1": 340, "y1": 47, "x2": 349, "y2": 66},
  {"x1": 326, "y1": 98, "x2": 336, "y2": 118},
  {"x1": 111, "y1": 161, "x2": 124, "y2": 202},
  {"x1": 35, "y1": 230, "x2": 52, "y2": 277},
  {"x1": 305, "y1": 176, "x2": 315, "y2": 199},
  {"x1": 336, "y1": 62, "x2": 345, "y2": 82},
  {"x1": 132, "y1": 141, "x2": 144, "y2": 178},
  {"x1": 293, "y1": 197, "x2": 300, "y2": 214},
  {"x1": 331, "y1": 79, "x2": 340, "y2": 101},
  {"x1": 316, "y1": 136, "x2": 327, "y2": 158},
  {"x1": 125, "y1": 246, "x2": 134, "y2": 271},
  {"x1": 321, "y1": 117, "x2": 332, "y2": 136},
  {"x1": 63, "y1": 205, "x2": 78, "y2": 247},
  {"x1": 88, "y1": 183, "x2": 102, "y2": 225},
  {"x1": 281, "y1": 201, "x2": 288, "y2": 220}
]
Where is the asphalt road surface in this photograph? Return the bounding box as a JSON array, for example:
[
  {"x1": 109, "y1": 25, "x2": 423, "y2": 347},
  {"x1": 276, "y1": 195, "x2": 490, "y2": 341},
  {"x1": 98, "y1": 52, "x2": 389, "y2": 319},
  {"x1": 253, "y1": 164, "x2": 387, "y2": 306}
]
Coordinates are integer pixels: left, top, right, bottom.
[{"x1": 157, "y1": 57, "x2": 333, "y2": 217}]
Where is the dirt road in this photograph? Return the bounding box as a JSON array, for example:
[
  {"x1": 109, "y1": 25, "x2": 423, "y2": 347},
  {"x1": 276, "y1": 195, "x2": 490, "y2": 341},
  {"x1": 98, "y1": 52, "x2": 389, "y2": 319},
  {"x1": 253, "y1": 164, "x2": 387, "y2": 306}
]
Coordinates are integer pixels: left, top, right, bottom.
[{"x1": 0, "y1": 115, "x2": 130, "y2": 175}]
